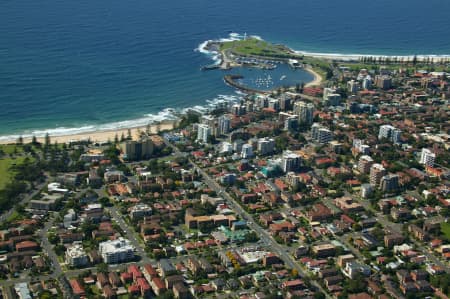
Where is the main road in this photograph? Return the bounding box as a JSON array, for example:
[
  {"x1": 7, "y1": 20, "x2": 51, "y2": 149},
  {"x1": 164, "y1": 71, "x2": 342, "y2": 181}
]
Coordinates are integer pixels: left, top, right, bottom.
[{"x1": 163, "y1": 138, "x2": 331, "y2": 299}]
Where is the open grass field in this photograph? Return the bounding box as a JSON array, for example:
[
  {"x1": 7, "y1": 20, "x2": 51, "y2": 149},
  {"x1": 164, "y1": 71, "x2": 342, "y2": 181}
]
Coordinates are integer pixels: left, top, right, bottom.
[
  {"x1": 441, "y1": 222, "x2": 450, "y2": 240},
  {"x1": 0, "y1": 144, "x2": 23, "y2": 155},
  {"x1": 0, "y1": 156, "x2": 31, "y2": 189},
  {"x1": 220, "y1": 37, "x2": 299, "y2": 59}
]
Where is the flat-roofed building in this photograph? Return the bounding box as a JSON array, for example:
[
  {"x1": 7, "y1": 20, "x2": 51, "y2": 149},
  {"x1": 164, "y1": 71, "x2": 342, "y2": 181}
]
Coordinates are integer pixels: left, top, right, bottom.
[
  {"x1": 122, "y1": 136, "x2": 154, "y2": 161},
  {"x1": 65, "y1": 243, "x2": 89, "y2": 267},
  {"x1": 311, "y1": 123, "x2": 333, "y2": 144},
  {"x1": 358, "y1": 155, "x2": 374, "y2": 174},
  {"x1": 370, "y1": 163, "x2": 386, "y2": 187},
  {"x1": 129, "y1": 203, "x2": 152, "y2": 220},
  {"x1": 420, "y1": 148, "x2": 435, "y2": 167},
  {"x1": 98, "y1": 238, "x2": 135, "y2": 264},
  {"x1": 312, "y1": 243, "x2": 336, "y2": 258}
]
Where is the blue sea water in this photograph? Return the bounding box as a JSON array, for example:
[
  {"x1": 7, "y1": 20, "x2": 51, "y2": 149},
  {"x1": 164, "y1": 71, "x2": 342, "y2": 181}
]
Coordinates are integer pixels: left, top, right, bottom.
[{"x1": 1, "y1": 0, "x2": 449, "y2": 139}]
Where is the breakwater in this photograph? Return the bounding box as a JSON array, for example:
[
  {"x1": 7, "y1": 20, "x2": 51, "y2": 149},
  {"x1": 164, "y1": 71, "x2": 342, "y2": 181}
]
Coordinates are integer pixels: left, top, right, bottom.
[{"x1": 223, "y1": 75, "x2": 271, "y2": 94}]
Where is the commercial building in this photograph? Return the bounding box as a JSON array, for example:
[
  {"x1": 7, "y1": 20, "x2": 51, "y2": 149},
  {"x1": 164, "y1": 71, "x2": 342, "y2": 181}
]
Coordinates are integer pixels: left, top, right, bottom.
[
  {"x1": 185, "y1": 212, "x2": 236, "y2": 230},
  {"x1": 241, "y1": 144, "x2": 254, "y2": 159},
  {"x1": 129, "y1": 203, "x2": 153, "y2": 220},
  {"x1": 380, "y1": 174, "x2": 399, "y2": 192},
  {"x1": 361, "y1": 184, "x2": 373, "y2": 198},
  {"x1": 337, "y1": 254, "x2": 355, "y2": 268},
  {"x1": 173, "y1": 282, "x2": 190, "y2": 299},
  {"x1": 282, "y1": 150, "x2": 301, "y2": 173},
  {"x1": 220, "y1": 173, "x2": 236, "y2": 185},
  {"x1": 16, "y1": 241, "x2": 39, "y2": 252},
  {"x1": 311, "y1": 123, "x2": 333, "y2": 144},
  {"x1": 268, "y1": 98, "x2": 280, "y2": 111},
  {"x1": 98, "y1": 238, "x2": 135, "y2": 264},
  {"x1": 347, "y1": 80, "x2": 360, "y2": 94},
  {"x1": 358, "y1": 155, "x2": 374, "y2": 174},
  {"x1": 378, "y1": 125, "x2": 401, "y2": 144},
  {"x1": 334, "y1": 197, "x2": 364, "y2": 213},
  {"x1": 218, "y1": 115, "x2": 231, "y2": 135},
  {"x1": 64, "y1": 209, "x2": 77, "y2": 228},
  {"x1": 84, "y1": 203, "x2": 103, "y2": 222},
  {"x1": 362, "y1": 75, "x2": 372, "y2": 89},
  {"x1": 104, "y1": 170, "x2": 124, "y2": 183},
  {"x1": 257, "y1": 137, "x2": 275, "y2": 155},
  {"x1": 87, "y1": 169, "x2": 102, "y2": 187},
  {"x1": 286, "y1": 172, "x2": 302, "y2": 189},
  {"x1": 158, "y1": 259, "x2": 177, "y2": 277},
  {"x1": 65, "y1": 243, "x2": 89, "y2": 267},
  {"x1": 278, "y1": 94, "x2": 292, "y2": 111},
  {"x1": 80, "y1": 152, "x2": 105, "y2": 163},
  {"x1": 231, "y1": 104, "x2": 245, "y2": 116},
  {"x1": 370, "y1": 163, "x2": 386, "y2": 187},
  {"x1": 353, "y1": 139, "x2": 370, "y2": 155},
  {"x1": 312, "y1": 243, "x2": 336, "y2": 258},
  {"x1": 293, "y1": 101, "x2": 314, "y2": 126},
  {"x1": 29, "y1": 198, "x2": 57, "y2": 211},
  {"x1": 197, "y1": 124, "x2": 211, "y2": 143},
  {"x1": 343, "y1": 261, "x2": 371, "y2": 279},
  {"x1": 375, "y1": 75, "x2": 392, "y2": 90},
  {"x1": 14, "y1": 282, "x2": 32, "y2": 299},
  {"x1": 284, "y1": 116, "x2": 298, "y2": 132},
  {"x1": 419, "y1": 148, "x2": 436, "y2": 167},
  {"x1": 121, "y1": 136, "x2": 154, "y2": 161},
  {"x1": 384, "y1": 233, "x2": 404, "y2": 248},
  {"x1": 323, "y1": 88, "x2": 342, "y2": 106}
]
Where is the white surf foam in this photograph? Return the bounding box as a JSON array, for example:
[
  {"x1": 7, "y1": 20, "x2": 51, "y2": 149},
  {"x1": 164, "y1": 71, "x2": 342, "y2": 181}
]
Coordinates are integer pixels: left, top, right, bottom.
[
  {"x1": 0, "y1": 94, "x2": 244, "y2": 142},
  {"x1": 195, "y1": 32, "x2": 254, "y2": 65},
  {"x1": 197, "y1": 32, "x2": 450, "y2": 63},
  {"x1": 294, "y1": 49, "x2": 450, "y2": 61}
]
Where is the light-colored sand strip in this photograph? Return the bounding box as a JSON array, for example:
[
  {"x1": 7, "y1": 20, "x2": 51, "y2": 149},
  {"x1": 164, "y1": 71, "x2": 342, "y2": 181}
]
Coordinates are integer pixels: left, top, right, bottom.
[
  {"x1": 304, "y1": 67, "x2": 323, "y2": 87},
  {"x1": 0, "y1": 121, "x2": 176, "y2": 145}
]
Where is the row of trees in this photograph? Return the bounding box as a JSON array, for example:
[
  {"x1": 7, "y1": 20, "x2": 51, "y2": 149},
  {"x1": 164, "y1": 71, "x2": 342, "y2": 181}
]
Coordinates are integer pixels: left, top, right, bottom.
[{"x1": 358, "y1": 55, "x2": 450, "y2": 65}]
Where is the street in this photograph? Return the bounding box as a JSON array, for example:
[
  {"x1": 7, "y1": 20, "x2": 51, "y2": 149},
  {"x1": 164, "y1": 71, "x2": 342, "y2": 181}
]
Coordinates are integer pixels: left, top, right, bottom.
[
  {"x1": 164, "y1": 137, "x2": 332, "y2": 299},
  {"x1": 0, "y1": 178, "x2": 48, "y2": 223},
  {"x1": 354, "y1": 193, "x2": 450, "y2": 273},
  {"x1": 106, "y1": 206, "x2": 152, "y2": 265}
]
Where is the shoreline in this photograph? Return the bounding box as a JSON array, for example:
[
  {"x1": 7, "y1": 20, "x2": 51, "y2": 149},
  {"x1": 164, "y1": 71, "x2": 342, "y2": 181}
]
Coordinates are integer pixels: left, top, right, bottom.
[
  {"x1": 3, "y1": 34, "x2": 445, "y2": 145},
  {"x1": 202, "y1": 33, "x2": 450, "y2": 64},
  {"x1": 304, "y1": 66, "x2": 323, "y2": 87},
  {"x1": 0, "y1": 120, "x2": 177, "y2": 145},
  {"x1": 297, "y1": 50, "x2": 450, "y2": 62}
]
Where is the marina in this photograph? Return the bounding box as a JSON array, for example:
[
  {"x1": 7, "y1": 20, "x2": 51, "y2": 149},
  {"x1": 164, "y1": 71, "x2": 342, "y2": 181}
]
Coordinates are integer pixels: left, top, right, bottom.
[{"x1": 223, "y1": 64, "x2": 314, "y2": 92}]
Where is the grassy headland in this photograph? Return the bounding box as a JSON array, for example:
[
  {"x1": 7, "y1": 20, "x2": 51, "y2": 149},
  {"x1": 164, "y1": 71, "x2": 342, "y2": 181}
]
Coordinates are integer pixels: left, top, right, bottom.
[
  {"x1": 211, "y1": 37, "x2": 329, "y2": 87},
  {"x1": 219, "y1": 38, "x2": 302, "y2": 60}
]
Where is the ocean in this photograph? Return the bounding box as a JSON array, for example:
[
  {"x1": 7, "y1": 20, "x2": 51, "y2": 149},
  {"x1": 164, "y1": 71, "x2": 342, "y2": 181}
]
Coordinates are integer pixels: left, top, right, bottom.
[{"x1": 1, "y1": 0, "x2": 449, "y2": 140}]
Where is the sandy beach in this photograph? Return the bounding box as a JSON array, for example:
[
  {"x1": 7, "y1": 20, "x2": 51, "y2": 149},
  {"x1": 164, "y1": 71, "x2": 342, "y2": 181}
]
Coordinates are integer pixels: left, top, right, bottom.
[
  {"x1": 304, "y1": 67, "x2": 323, "y2": 87},
  {"x1": 0, "y1": 121, "x2": 177, "y2": 145}
]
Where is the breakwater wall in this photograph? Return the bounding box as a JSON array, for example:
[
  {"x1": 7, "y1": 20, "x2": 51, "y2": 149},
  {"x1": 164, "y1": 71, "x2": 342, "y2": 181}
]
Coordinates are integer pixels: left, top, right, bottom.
[{"x1": 223, "y1": 75, "x2": 271, "y2": 95}]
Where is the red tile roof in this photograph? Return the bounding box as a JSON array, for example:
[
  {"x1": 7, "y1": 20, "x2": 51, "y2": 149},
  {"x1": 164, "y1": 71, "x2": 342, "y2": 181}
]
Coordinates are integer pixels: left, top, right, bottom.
[{"x1": 69, "y1": 279, "x2": 85, "y2": 295}]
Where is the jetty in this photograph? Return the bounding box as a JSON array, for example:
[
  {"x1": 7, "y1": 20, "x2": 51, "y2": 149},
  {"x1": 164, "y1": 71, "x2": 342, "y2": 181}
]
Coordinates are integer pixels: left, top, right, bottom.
[
  {"x1": 223, "y1": 75, "x2": 271, "y2": 94},
  {"x1": 200, "y1": 64, "x2": 221, "y2": 71}
]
